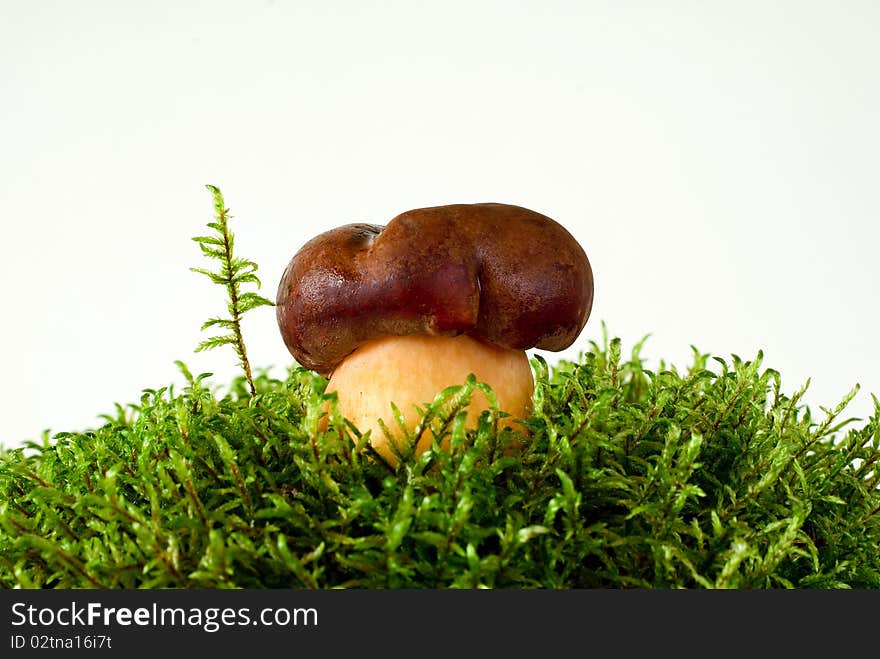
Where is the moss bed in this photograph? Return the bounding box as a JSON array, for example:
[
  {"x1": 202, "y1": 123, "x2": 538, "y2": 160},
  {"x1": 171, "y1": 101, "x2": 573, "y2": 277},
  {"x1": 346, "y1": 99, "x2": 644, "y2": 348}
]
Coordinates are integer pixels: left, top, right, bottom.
[{"x1": 2, "y1": 331, "x2": 878, "y2": 589}]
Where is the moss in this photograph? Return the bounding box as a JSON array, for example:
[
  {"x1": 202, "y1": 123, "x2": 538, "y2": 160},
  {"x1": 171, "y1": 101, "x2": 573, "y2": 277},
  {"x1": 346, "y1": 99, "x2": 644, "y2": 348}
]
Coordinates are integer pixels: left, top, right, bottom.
[{"x1": 1, "y1": 332, "x2": 878, "y2": 588}]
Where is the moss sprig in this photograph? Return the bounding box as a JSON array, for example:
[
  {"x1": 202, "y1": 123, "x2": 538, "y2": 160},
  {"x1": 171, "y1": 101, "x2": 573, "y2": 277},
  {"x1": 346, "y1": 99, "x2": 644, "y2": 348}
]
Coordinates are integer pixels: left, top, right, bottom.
[{"x1": 191, "y1": 185, "x2": 273, "y2": 397}]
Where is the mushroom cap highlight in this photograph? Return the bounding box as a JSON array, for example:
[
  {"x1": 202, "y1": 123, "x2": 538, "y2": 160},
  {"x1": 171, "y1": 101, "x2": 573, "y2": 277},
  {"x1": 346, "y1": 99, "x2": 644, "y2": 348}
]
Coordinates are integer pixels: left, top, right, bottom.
[{"x1": 276, "y1": 202, "x2": 594, "y2": 377}]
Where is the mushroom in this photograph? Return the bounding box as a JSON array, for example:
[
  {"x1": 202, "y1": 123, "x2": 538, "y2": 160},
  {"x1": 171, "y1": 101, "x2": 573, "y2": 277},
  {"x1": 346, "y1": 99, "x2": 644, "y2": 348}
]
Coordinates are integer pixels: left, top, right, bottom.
[{"x1": 276, "y1": 202, "x2": 593, "y2": 464}]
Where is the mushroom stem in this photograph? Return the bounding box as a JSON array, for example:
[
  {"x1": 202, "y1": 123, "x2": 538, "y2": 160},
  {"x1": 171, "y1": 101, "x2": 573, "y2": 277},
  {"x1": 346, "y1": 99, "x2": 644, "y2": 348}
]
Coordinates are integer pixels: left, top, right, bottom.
[{"x1": 322, "y1": 334, "x2": 534, "y2": 465}]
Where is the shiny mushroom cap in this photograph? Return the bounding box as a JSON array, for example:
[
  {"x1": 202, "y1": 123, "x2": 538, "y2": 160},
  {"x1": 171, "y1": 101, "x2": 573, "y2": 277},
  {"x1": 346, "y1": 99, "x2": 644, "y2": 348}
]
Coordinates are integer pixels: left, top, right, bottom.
[{"x1": 276, "y1": 202, "x2": 594, "y2": 377}]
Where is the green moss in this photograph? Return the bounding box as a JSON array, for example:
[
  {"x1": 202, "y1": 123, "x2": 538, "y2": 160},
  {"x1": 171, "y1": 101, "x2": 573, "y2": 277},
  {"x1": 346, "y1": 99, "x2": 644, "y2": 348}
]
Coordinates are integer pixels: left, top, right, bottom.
[
  {"x1": 2, "y1": 333, "x2": 878, "y2": 588},
  {"x1": 1, "y1": 187, "x2": 877, "y2": 588}
]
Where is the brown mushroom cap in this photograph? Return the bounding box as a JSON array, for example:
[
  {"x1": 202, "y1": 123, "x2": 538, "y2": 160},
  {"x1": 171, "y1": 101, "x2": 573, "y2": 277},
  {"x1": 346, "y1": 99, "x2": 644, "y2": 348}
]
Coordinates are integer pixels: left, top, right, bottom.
[{"x1": 276, "y1": 202, "x2": 594, "y2": 377}]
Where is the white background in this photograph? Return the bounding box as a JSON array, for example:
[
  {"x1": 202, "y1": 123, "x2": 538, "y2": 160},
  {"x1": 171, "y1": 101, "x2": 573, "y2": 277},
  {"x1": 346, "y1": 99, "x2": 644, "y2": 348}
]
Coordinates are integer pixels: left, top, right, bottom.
[{"x1": 2, "y1": 0, "x2": 878, "y2": 449}]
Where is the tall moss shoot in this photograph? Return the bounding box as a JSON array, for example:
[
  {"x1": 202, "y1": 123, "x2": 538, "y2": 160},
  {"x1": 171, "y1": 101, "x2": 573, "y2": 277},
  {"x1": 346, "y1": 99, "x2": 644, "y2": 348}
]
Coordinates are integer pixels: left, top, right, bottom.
[
  {"x1": 191, "y1": 184, "x2": 274, "y2": 397},
  {"x1": 0, "y1": 188, "x2": 878, "y2": 588}
]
